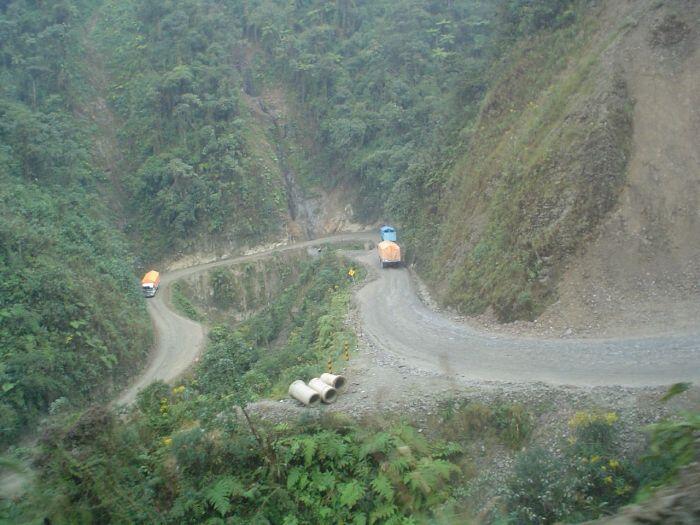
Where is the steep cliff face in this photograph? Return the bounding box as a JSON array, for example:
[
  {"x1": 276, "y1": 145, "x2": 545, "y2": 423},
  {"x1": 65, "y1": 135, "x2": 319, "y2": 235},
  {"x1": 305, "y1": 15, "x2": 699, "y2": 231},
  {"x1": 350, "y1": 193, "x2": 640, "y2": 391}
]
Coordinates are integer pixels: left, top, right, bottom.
[
  {"x1": 401, "y1": 0, "x2": 699, "y2": 331},
  {"x1": 536, "y1": 1, "x2": 700, "y2": 336}
]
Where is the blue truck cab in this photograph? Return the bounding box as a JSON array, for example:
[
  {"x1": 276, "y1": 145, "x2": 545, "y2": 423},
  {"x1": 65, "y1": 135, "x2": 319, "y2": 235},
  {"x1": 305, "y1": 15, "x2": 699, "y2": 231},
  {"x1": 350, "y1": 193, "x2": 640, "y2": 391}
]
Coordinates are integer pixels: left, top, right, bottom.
[{"x1": 380, "y1": 225, "x2": 397, "y2": 242}]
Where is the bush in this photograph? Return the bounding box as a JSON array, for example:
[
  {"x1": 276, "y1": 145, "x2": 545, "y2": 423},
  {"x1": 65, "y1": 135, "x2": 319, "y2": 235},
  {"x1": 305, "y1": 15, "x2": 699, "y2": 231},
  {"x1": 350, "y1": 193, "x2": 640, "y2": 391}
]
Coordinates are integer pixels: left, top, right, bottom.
[
  {"x1": 494, "y1": 404, "x2": 533, "y2": 450},
  {"x1": 504, "y1": 411, "x2": 636, "y2": 523},
  {"x1": 438, "y1": 401, "x2": 533, "y2": 450},
  {"x1": 506, "y1": 447, "x2": 573, "y2": 524}
]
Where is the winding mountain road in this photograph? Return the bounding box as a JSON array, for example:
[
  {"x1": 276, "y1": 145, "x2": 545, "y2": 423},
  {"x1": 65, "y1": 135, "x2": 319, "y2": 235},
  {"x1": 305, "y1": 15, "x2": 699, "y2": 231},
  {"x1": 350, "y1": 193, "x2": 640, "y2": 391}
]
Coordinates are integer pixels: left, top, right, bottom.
[
  {"x1": 117, "y1": 232, "x2": 700, "y2": 405},
  {"x1": 115, "y1": 233, "x2": 376, "y2": 404}
]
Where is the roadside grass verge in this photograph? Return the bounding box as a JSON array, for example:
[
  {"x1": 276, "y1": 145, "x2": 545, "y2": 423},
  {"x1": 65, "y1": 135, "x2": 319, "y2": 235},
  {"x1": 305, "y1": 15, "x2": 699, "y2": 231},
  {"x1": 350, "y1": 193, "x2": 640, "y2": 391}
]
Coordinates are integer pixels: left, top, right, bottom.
[{"x1": 170, "y1": 281, "x2": 203, "y2": 322}]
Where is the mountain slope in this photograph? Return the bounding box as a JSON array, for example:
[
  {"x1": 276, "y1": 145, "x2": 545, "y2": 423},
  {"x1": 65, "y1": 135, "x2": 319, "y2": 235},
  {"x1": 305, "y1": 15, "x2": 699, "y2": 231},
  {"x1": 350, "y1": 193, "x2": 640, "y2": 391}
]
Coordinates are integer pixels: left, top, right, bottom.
[
  {"x1": 534, "y1": 0, "x2": 700, "y2": 336},
  {"x1": 396, "y1": 0, "x2": 699, "y2": 330},
  {"x1": 0, "y1": 1, "x2": 152, "y2": 445}
]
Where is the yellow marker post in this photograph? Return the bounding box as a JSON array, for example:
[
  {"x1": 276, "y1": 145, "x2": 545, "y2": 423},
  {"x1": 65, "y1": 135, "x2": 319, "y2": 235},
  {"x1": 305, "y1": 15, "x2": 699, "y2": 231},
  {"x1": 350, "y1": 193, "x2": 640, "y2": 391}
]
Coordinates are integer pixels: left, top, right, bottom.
[
  {"x1": 327, "y1": 356, "x2": 333, "y2": 373},
  {"x1": 343, "y1": 341, "x2": 350, "y2": 361}
]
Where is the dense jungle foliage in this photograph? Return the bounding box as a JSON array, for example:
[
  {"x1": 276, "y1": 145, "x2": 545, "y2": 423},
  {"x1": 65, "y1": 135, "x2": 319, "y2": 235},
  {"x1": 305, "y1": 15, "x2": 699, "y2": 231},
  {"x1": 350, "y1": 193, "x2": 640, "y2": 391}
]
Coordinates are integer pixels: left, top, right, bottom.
[
  {"x1": 91, "y1": 0, "x2": 287, "y2": 255},
  {"x1": 0, "y1": 8, "x2": 615, "y2": 434},
  {"x1": 1, "y1": 1, "x2": 695, "y2": 523},
  {"x1": 0, "y1": 0, "x2": 152, "y2": 446}
]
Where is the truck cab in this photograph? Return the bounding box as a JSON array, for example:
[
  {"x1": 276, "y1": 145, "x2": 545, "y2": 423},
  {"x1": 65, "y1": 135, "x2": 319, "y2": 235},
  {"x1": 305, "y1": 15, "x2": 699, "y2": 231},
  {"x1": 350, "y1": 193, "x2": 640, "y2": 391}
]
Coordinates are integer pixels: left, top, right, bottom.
[
  {"x1": 141, "y1": 270, "x2": 160, "y2": 298},
  {"x1": 380, "y1": 225, "x2": 397, "y2": 242}
]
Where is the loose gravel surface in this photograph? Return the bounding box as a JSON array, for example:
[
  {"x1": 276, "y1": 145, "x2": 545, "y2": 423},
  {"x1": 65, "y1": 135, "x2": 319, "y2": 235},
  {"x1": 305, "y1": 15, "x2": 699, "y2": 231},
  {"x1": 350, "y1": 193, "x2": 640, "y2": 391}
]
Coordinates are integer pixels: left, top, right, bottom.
[
  {"x1": 117, "y1": 237, "x2": 700, "y2": 408},
  {"x1": 119, "y1": 236, "x2": 699, "y2": 406},
  {"x1": 350, "y1": 250, "x2": 699, "y2": 387}
]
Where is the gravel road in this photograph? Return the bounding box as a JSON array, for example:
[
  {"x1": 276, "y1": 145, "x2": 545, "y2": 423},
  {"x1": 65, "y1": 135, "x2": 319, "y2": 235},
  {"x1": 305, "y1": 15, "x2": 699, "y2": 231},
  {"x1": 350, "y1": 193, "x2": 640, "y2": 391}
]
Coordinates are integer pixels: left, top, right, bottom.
[
  {"x1": 115, "y1": 232, "x2": 376, "y2": 404},
  {"x1": 117, "y1": 232, "x2": 699, "y2": 405},
  {"x1": 353, "y1": 250, "x2": 700, "y2": 386}
]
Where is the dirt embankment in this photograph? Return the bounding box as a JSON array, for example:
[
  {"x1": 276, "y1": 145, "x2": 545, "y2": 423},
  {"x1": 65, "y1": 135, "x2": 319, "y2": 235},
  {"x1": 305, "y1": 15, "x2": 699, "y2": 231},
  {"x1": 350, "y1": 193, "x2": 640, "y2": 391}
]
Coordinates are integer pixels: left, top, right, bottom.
[{"x1": 473, "y1": 0, "x2": 700, "y2": 339}]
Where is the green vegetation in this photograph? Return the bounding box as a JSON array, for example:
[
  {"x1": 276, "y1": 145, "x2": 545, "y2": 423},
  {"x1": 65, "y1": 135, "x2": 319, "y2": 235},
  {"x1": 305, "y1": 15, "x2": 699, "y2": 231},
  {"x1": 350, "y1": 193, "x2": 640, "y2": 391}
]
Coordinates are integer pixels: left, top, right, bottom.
[
  {"x1": 436, "y1": 400, "x2": 533, "y2": 451},
  {"x1": 0, "y1": 0, "x2": 152, "y2": 446},
  {"x1": 91, "y1": 0, "x2": 286, "y2": 256},
  {"x1": 502, "y1": 412, "x2": 636, "y2": 523},
  {"x1": 186, "y1": 252, "x2": 307, "y2": 320},
  {"x1": 244, "y1": 0, "x2": 499, "y2": 217},
  {"x1": 390, "y1": 0, "x2": 633, "y2": 321},
  {"x1": 242, "y1": 0, "x2": 623, "y2": 321},
  {"x1": 170, "y1": 281, "x2": 202, "y2": 321},
  {"x1": 196, "y1": 253, "x2": 361, "y2": 402},
  {"x1": 5, "y1": 253, "x2": 467, "y2": 524},
  {"x1": 1, "y1": 1, "x2": 695, "y2": 523},
  {"x1": 0, "y1": 1, "x2": 633, "y2": 455},
  {"x1": 22, "y1": 402, "x2": 461, "y2": 524}
]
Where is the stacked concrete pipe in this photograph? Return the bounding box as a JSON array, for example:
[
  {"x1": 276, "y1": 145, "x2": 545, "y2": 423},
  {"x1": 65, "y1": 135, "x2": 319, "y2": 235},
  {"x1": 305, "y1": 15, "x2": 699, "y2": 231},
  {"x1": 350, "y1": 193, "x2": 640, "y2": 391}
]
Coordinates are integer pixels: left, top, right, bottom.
[
  {"x1": 320, "y1": 373, "x2": 346, "y2": 391},
  {"x1": 288, "y1": 380, "x2": 321, "y2": 406},
  {"x1": 308, "y1": 378, "x2": 338, "y2": 404}
]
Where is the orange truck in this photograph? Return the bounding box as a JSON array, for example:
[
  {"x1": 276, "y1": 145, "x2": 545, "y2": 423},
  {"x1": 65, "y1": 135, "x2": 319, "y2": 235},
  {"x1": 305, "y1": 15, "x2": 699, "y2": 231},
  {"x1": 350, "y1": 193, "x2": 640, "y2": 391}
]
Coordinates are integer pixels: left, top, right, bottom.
[
  {"x1": 377, "y1": 240, "x2": 401, "y2": 268},
  {"x1": 141, "y1": 270, "x2": 160, "y2": 298}
]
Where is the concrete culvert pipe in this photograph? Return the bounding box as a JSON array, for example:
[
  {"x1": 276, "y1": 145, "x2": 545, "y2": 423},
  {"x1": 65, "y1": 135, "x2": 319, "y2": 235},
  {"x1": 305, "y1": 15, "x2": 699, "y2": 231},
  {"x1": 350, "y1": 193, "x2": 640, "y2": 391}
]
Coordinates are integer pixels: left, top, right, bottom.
[
  {"x1": 320, "y1": 373, "x2": 346, "y2": 392},
  {"x1": 308, "y1": 378, "x2": 338, "y2": 404},
  {"x1": 288, "y1": 380, "x2": 321, "y2": 407}
]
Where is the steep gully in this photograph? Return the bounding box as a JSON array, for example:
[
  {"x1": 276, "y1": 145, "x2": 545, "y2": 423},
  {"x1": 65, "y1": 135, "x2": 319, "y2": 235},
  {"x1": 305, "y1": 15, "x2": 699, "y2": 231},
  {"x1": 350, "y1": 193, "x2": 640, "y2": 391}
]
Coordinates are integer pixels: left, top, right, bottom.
[{"x1": 117, "y1": 232, "x2": 699, "y2": 406}]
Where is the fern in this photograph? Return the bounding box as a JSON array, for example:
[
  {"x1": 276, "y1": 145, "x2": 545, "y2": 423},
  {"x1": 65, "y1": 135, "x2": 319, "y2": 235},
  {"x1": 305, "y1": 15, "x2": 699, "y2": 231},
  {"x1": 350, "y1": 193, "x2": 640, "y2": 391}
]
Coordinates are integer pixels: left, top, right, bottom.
[
  {"x1": 282, "y1": 515, "x2": 300, "y2": 525},
  {"x1": 393, "y1": 425, "x2": 430, "y2": 457},
  {"x1": 205, "y1": 476, "x2": 243, "y2": 517},
  {"x1": 371, "y1": 474, "x2": 394, "y2": 501},
  {"x1": 369, "y1": 502, "x2": 398, "y2": 524},
  {"x1": 385, "y1": 455, "x2": 411, "y2": 479},
  {"x1": 353, "y1": 514, "x2": 369, "y2": 525},
  {"x1": 361, "y1": 431, "x2": 394, "y2": 457},
  {"x1": 311, "y1": 468, "x2": 336, "y2": 493},
  {"x1": 286, "y1": 466, "x2": 309, "y2": 490},
  {"x1": 434, "y1": 441, "x2": 464, "y2": 459},
  {"x1": 302, "y1": 436, "x2": 317, "y2": 466},
  {"x1": 404, "y1": 458, "x2": 458, "y2": 496},
  {"x1": 315, "y1": 430, "x2": 348, "y2": 461},
  {"x1": 339, "y1": 480, "x2": 365, "y2": 508}
]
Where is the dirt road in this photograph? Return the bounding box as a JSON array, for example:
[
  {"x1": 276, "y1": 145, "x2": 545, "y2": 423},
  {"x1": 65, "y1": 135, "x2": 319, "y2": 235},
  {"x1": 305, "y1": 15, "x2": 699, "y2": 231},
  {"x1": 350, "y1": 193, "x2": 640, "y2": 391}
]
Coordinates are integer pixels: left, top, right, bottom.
[
  {"x1": 353, "y1": 251, "x2": 700, "y2": 386},
  {"x1": 117, "y1": 232, "x2": 699, "y2": 406},
  {"x1": 115, "y1": 233, "x2": 376, "y2": 404}
]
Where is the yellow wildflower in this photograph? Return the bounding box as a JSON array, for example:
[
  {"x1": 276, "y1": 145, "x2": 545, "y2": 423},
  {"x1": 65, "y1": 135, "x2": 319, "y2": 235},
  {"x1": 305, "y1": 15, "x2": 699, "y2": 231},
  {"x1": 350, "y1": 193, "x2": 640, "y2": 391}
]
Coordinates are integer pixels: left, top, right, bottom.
[
  {"x1": 590, "y1": 455, "x2": 600, "y2": 464},
  {"x1": 162, "y1": 437, "x2": 173, "y2": 447},
  {"x1": 172, "y1": 385, "x2": 186, "y2": 395},
  {"x1": 604, "y1": 476, "x2": 613, "y2": 485},
  {"x1": 609, "y1": 459, "x2": 619, "y2": 469},
  {"x1": 615, "y1": 484, "x2": 632, "y2": 495},
  {"x1": 605, "y1": 412, "x2": 619, "y2": 424}
]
